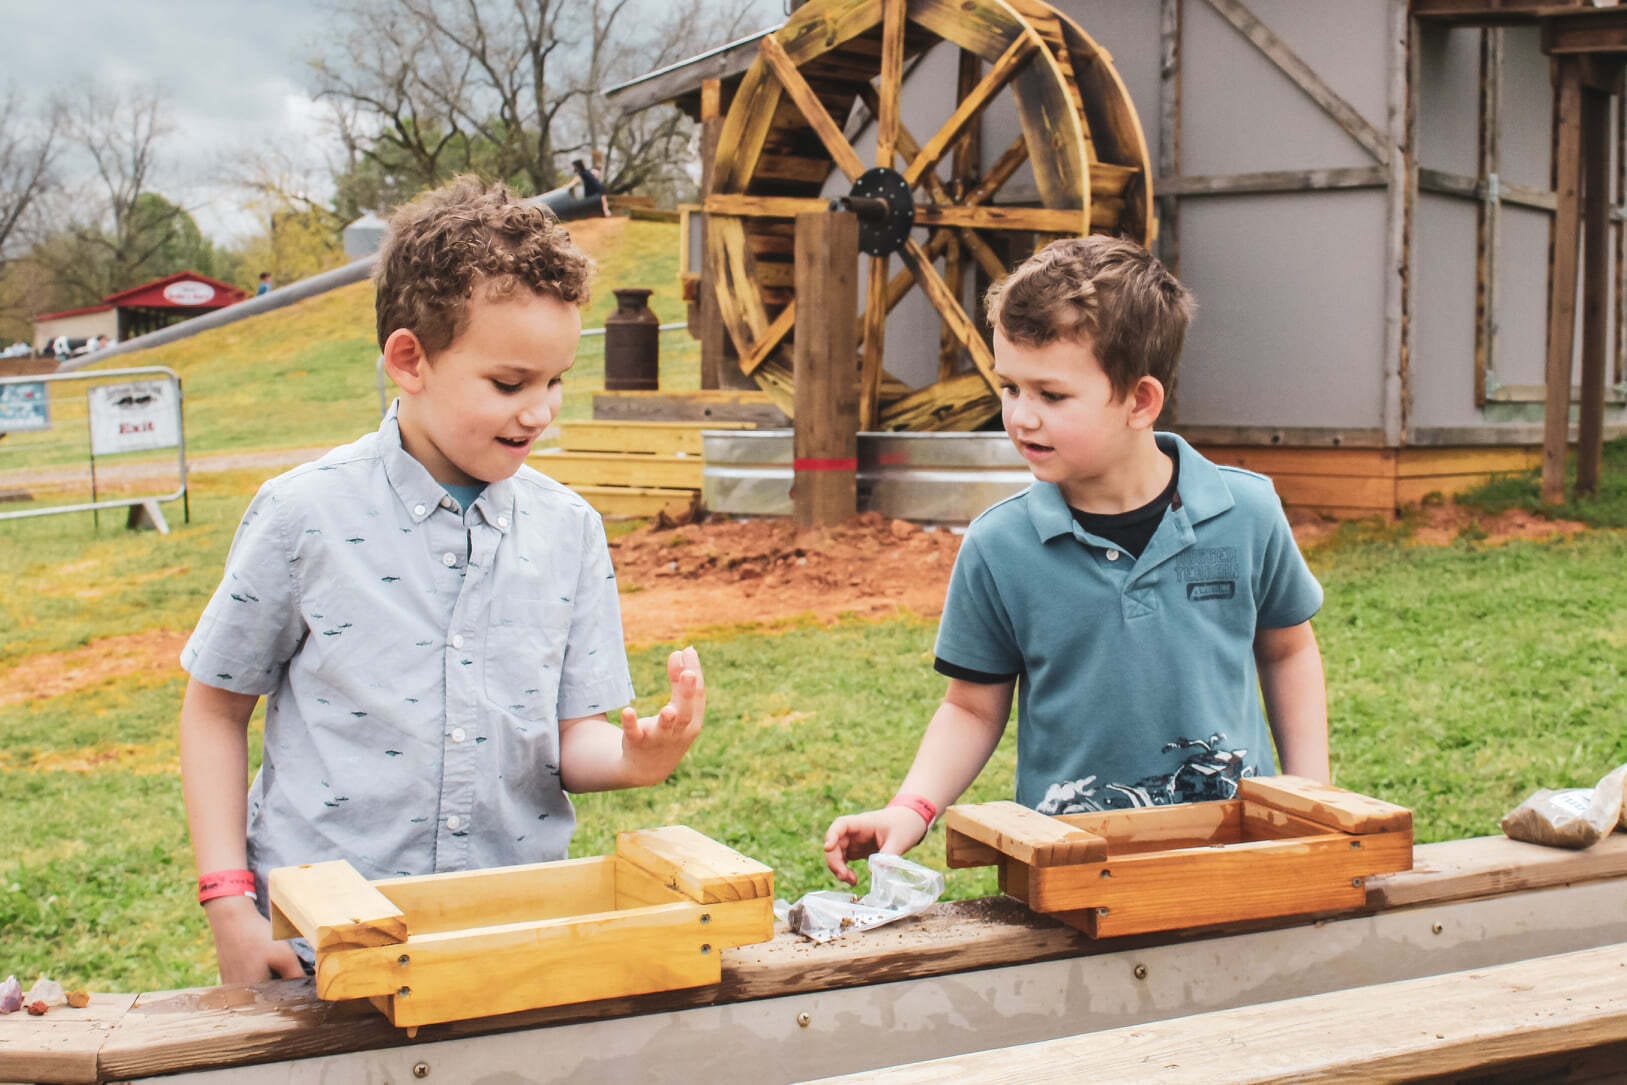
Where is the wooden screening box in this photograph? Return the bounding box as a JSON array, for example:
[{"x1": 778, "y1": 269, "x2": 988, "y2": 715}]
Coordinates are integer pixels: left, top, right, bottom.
[
  {"x1": 945, "y1": 776, "x2": 1413, "y2": 938},
  {"x1": 267, "y1": 826, "x2": 774, "y2": 1030}
]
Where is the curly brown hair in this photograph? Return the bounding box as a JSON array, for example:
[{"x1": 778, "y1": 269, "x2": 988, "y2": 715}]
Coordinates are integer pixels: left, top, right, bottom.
[
  {"x1": 373, "y1": 175, "x2": 594, "y2": 352},
  {"x1": 985, "y1": 236, "x2": 1194, "y2": 400}
]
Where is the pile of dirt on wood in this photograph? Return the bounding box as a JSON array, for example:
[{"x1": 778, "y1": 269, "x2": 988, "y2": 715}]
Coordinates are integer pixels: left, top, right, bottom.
[{"x1": 610, "y1": 511, "x2": 962, "y2": 646}]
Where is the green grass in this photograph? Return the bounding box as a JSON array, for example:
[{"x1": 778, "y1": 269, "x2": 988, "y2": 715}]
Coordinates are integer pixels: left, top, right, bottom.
[{"x1": 1457, "y1": 435, "x2": 1627, "y2": 527}]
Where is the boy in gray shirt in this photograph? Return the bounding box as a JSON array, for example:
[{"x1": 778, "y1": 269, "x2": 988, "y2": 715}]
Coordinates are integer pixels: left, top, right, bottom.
[{"x1": 180, "y1": 177, "x2": 704, "y2": 982}]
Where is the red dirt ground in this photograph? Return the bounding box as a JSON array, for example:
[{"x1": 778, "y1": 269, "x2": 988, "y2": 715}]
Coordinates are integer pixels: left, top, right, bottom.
[{"x1": 0, "y1": 504, "x2": 1594, "y2": 707}]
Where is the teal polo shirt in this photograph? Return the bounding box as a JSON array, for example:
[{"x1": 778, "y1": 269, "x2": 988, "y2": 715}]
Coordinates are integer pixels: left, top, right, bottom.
[{"x1": 934, "y1": 433, "x2": 1322, "y2": 813}]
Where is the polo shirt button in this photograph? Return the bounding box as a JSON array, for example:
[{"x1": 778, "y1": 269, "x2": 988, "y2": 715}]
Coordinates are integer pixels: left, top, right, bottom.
[
  {"x1": 413, "y1": 503, "x2": 426, "y2": 517},
  {"x1": 1106, "y1": 549, "x2": 1121, "y2": 561},
  {"x1": 441, "y1": 552, "x2": 457, "y2": 567},
  {"x1": 497, "y1": 516, "x2": 510, "y2": 529},
  {"x1": 451, "y1": 634, "x2": 464, "y2": 649},
  {"x1": 440, "y1": 496, "x2": 454, "y2": 509},
  {"x1": 451, "y1": 727, "x2": 466, "y2": 743},
  {"x1": 446, "y1": 815, "x2": 463, "y2": 831}
]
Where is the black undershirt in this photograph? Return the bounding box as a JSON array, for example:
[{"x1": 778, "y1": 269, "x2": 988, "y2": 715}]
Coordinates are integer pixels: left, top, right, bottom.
[{"x1": 934, "y1": 450, "x2": 1180, "y2": 686}]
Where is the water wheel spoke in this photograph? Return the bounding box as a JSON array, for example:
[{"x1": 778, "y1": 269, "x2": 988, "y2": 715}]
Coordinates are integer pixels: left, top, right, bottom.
[
  {"x1": 742, "y1": 302, "x2": 796, "y2": 376},
  {"x1": 914, "y1": 205, "x2": 1083, "y2": 232},
  {"x1": 876, "y1": 0, "x2": 906, "y2": 168},
  {"x1": 857, "y1": 84, "x2": 953, "y2": 205},
  {"x1": 903, "y1": 34, "x2": 1037, "y2": 188},
  {"x1": 760, "y1": 33, "x2": 868, "y2": 181},
  {"x1": 899, "y1": 239, "x2": 998, "y2": 390},
  {"x1": 966, "y1": 135, "x2": 1030, "y2": 206},
  {"x1": 957, "y1": 227, "x2": 1007, "y2": 282},
  {"x1": 860, "y1": 255, "x2": 889, "y2": 429}
]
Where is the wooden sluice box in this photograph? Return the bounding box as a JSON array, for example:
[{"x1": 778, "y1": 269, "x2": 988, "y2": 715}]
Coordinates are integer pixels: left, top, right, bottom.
[
  {"x1": 267, "y1": 825, "x2": 773, "y2": 1029},
  {"x1": 945, "y1": 775, "x2": 1415, "y2": 937}
]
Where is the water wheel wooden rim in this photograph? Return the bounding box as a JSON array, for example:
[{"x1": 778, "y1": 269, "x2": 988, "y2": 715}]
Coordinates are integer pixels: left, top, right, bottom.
[{"x1": 705, "y1": 0, "x2": 1153, "y2": 431}]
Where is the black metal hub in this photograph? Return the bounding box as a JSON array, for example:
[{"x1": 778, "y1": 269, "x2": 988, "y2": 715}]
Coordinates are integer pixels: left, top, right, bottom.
[{"x1": 847, "y1": 167, "x2": 915, "y2": 256}]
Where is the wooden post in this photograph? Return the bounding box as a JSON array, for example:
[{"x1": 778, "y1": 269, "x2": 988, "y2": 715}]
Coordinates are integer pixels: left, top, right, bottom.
[
  {"x1": 792, "y1": 211, "x2": 859, "y2": 528},
  {"x1": 1577, "y1": 79, "x2": 1613, "y2": 496},
  {"x1": 1542, "y1": 56, "x2": 1584, "y2": 504},
  {"x1": 698, "y1": 79, "x2": 754, "y2": 392}
]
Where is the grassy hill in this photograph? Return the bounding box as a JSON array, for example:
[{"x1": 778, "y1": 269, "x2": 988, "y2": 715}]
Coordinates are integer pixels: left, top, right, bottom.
[{"x1": 3, "y1": 217, "x2": 698, "y2": 468}]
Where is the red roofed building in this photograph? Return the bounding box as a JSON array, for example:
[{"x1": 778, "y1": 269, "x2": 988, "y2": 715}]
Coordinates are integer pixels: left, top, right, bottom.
[{"x1": 32, "y1": 271, "x2": 248, "y2": 354}]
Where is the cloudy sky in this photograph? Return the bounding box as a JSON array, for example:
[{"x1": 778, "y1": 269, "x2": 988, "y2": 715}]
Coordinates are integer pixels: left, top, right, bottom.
[{"x1": 7, "y1": 0, "x2": 785, "y2": 242}]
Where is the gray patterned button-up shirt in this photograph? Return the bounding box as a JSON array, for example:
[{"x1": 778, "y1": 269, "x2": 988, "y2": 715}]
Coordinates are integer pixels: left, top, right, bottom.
[{"x1": 182, "y1": 406, "x2": 635, "y2": 900}]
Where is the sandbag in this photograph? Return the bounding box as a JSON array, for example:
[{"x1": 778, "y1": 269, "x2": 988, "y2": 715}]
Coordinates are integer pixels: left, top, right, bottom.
[{"x1": 1501, "y1": 763, "x2": 1626, "y2": 849}]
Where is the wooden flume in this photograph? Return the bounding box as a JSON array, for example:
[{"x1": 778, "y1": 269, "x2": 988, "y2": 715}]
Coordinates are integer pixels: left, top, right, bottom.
[{"x1": 706, "y1": 0, "x2": 1153, "y2": 432}]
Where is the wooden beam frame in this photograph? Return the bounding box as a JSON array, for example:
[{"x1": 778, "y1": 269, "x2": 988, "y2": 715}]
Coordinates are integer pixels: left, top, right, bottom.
[
  {"x1": 1474, "y1": 28, "x2": 1504, "y2": 407},
  {"x1": 1543, "y1": 54, "x2": 1585, "y2": 503},
  {"x1": 1201, "y1": 0, "x2": 1391, "y2": 166}
]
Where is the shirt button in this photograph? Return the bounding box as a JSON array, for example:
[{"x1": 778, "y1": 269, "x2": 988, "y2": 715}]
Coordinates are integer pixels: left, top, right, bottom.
[
  {"x1": 441, "y1": 552, "x2": 457, "y2": 567},
  {"x1": 439, "y1": 496, "x2": 454, "y2": 509},
  {"x1": 413, "y1": 503, "x2": 426, "y2": 517},
  {"x1": 446, "y1": 815, "x2": 463, "y2": 831},
  {"x1": 451, "y1": 634, "x2": 464, "y2": 649},
  {"x1": 1106, "y1": 550, "x2": 1121, "y2": 562},
  {"x1": 497, "y1": 516, "x2": 510, "y2": 529},
  {"x1": 451, "y1": 727, "x2": 466, "y2": 743}
]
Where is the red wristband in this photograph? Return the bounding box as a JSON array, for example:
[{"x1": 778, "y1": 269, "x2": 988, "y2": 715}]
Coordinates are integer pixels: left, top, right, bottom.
[
  {"x1": 887, "y1": 793, "x2": 938, "y2": 829},
  {"x1": 197, "y1": 869, "x2": 257, "y2": 905}
]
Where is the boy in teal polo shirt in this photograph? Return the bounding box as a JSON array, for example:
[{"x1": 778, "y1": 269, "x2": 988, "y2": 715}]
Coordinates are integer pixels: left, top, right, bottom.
[{"x1": 824, "y1": 236, "x2": 1328, "y2": 884}]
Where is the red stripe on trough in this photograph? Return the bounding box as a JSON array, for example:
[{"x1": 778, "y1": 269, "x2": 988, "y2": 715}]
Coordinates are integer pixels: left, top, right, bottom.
[{"x1": 793, "y1": 457, "x2": 858, "y2": 471}]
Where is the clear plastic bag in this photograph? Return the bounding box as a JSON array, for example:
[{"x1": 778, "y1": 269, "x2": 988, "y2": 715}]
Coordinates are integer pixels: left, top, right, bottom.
[
  {"x1": 1501, "y1": 763, "x2": 1627, "y2": 849},
  {"x1": 786, "y1": 853, "x2": 946, "y2": 943}
]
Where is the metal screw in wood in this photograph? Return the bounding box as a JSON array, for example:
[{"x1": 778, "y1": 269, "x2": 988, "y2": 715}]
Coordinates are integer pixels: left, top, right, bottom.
[
  {"x1": 398, "y1": 954, "x2": 410, "y2": 965},
  {"x1": 701, "y1": 943, "x2": 712, "y2": 954},
  {"x1": 398, "y1": 986, "x2": 412, "y2": 998},
  {"x1": 1133, "y1": 964, "x2": 1148, "y2": 980},
  {"x1": 797, "y1": 1012, "x2": 812, "y2": 1028},
  {"x1": 412, "y1": 1063, "x2": 430, "y2": 1079}
]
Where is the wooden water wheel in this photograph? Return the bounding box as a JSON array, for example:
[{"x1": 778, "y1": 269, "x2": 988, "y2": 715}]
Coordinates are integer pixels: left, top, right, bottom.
[{"x1": 705, "y1": 0, "x2": 1153, "y2": 431}]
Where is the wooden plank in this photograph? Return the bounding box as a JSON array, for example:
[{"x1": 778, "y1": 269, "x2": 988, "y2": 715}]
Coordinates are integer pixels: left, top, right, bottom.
[
  {"x1": 704, "y1": 194, "x2": 831, "y2": 218},
  {"x1": 1368, "y1": 831, "x2": 1627, "y2": 909},
  {"x1": 876, "y1": 0, "x2": 904, "y2": 167},
  {"x1": 776, "y1": 0, "x2": 883, "y2": 68},
  {"x1": 1474, "y1": 29, "x2": 1502, "y2": 407},
  {"x1": 591, "y1": 389, "x2": 789, "y2": 427},
  {"x1": 1031, "y1": 830, "x2": 1415, "y2": 936},
  {"x1": 1058, "y1": 800, "x2": 1241, "y2": 855},
  {"x1": 1240, "y1": 801, "x2": 1352, "y2": 842},
  {"x1": 1158, "y1": 0, "x2": 1181, "y2": 273},
  {"x1": 370, "y1": 858, "x2": 617, "y2": 937},
  {"x1": 1269, "y1": 473, "x2": 1396, "y2": 512},
  {"x1": 1159, "y1": 166, "x2": 1388, "y2": 197},
  {"x1": 324, "y1": 898, "x2": 771, "y2": 1027},
  {"x1": 1394, "y1": 444, "x2": 1539, "y2": 476},
  {"x1": 530, "y1": 450, "x2": 704, "y2": 490},
  {"x1": 710, "y1": 61, "x2": 783, "y2": 197},
  {"x1": 943, "y1": 802, "x2": 1109, "y2": 867},
  {"x1": 1198, "y1": 445, "x2": 1398, "y2": 478},
  {"x1": 1543, "y1": 55, "x2": 1584, "y2": 503},
  {"x1": 1237, "y1": 776, "x2": 1413, "y2": 835},
  {"x1": 910, "y1": 0, "x2": 1022, "y2": 63},
  {"x1": 557, "y1": 420, "x2": 753, "y2": 457},
  {"x1": 573, "y1": 485, "x2": 699, "y2": 522},
  {"x1": 1200, "y1": 0, "x2": 1389, "y2": 166},
  {"x1": 860, "y1": 254, "x2": 888, "y2": 430},
  {"x1": 616, "y1": 825, "x2": 774, "y2": 904},
  {"x1": 800, "y1": 941, "x2": 1627, "y2": 1084},
  {"x1": 705, "y1": 215, "x2": 774, "y2": 366},
  {"x1": 267, "y1": 861, "x2": 408, "y2": 952},
  {"x1": 898, "y1": 239, "x2": 999, "y2": 391},
  {"x1": 792, "y1": 209, "x2": 860, "y2": 527},
  {"x1": 0, "y1": 991, "x2": 136, "y2": 1085},
  {"x1": 614, "y1": 854, "x2": 693, "y2": 909}
]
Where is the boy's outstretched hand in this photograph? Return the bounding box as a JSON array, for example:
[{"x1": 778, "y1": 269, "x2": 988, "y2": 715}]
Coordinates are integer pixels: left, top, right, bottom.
[
  {"x1": 822, "y1": 806, "x2": 931, "y2": 886},
  {"x1": 618, "y1": 645, "x2": 705, "y2": 786}
]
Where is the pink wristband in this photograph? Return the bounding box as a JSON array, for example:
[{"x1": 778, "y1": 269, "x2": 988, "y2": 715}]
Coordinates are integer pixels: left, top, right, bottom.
[
  {"x1": 887, "y1": 793, "x2": 938, "y2": 828},
  {"x1": 198, "y1": 869, "x2": 257, "y2": 905}
]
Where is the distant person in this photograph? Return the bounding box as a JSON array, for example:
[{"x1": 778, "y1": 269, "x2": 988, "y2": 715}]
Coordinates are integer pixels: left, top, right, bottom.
[
  {"x1": 571, "y1": 158, "x2": 611, "y2": 217},
  {"x1": 179, "y1": 175, "x2": 705, "y2": 983},
  {"x1": 255, "y1": 272, "x2": 272, "y2": 296},
  {"x1": 823, "y1": 236, "x2": 1329, "y2": 885},
  {"x1": 51, "y1": 335, "x2": 71, "y2": 361}
]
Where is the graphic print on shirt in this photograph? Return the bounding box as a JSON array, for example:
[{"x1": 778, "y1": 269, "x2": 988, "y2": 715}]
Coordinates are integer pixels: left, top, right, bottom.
[
  {"x1": 1036, "y1": 732, "x2": 1255, "y2": 813},
  {"x1": 1174, "y1": 546, "x2": 1239, "y2": 604}
]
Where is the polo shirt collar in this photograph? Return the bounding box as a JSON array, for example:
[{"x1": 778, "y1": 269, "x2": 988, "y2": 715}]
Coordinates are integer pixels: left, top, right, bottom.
[
  {"x1": 377, "y1": 401, "x2": 518, "y2": 533},
  {"x1": 1025, "y1": 431, "x2": 1235, "y2": 543}
]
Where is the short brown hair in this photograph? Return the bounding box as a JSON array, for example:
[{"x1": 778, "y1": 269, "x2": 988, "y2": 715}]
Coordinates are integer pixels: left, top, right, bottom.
[
  {"x1": 373, "y1": 175, "x2": 594, "y2": 352},
  {"x1": 985, "y1": 236, "x2": 1194, "y2": 399}
]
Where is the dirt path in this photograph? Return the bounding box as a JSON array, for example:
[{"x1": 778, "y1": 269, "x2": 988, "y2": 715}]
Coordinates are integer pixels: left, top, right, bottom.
[{"x1": 1, "y1": 504, "x2": 1592, "y2": 712}]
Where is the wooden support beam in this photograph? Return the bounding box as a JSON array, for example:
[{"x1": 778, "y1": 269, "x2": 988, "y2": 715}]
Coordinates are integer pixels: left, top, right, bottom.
[
  {"x1": 1577, "y1": 75, "x2": 1619, "y2": 494},
  {"x1": 1475, "y1": 30, "x2": 1503, "y2": 407},
  {"x1": 793, "y1": 211, "x2": 859, "y2": 528},
  {"x1": 1158, "y1": 0, "x2": 1183, "y2": 280},
  {"x1": 1159, "y1": 166, "x2": 1388, "y2": 197},
  {"x1": 1543, "y1": 55, "x2": 1584, "y2": 504},
  {"x1": 1200, "y1": 0, "x2": 1391, "y2": 166},
  {"x1": 698, "y1": 79, "x2": 754, "y2": 392}
]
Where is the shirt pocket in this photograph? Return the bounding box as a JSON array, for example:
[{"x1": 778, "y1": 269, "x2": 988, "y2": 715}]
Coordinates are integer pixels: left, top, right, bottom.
[{"x1": 484, "y1": 597, "x2": 572, "y2": 720}]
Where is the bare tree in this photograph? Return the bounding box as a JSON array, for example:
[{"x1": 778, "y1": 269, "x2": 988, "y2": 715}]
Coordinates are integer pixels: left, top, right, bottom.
[
  {"x1": 313, "y1": 0, "x2": 764, "y2": 203},
  {"x1": 0, "y1": 86, "x2": 61, "y2": 266}
]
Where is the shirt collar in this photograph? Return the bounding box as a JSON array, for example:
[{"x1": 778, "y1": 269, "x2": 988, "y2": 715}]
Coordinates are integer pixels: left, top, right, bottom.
[
  {"x1": 378, "y1": 400, "x2": 518, "y2": 533},
  {"x1": 1027, "y1": 431, "x2": 1235, "y2": 542}
]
